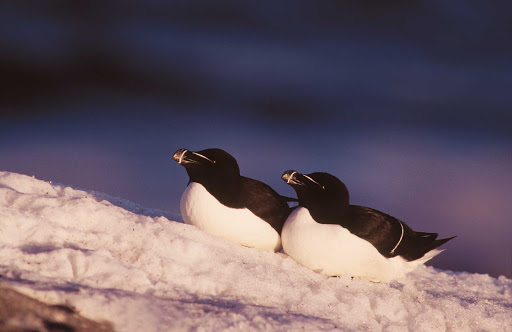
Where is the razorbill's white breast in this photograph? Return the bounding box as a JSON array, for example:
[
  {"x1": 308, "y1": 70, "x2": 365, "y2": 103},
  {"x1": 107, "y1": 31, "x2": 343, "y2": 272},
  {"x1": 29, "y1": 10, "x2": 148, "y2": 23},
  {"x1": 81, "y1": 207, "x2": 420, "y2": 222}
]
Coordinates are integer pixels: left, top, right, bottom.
[
  {"x1": 280, "y1": 170, "x2": 455, "y2": 282},
  {"x1": 172, "y1": 148, "x2": 292, "y2": 251}
]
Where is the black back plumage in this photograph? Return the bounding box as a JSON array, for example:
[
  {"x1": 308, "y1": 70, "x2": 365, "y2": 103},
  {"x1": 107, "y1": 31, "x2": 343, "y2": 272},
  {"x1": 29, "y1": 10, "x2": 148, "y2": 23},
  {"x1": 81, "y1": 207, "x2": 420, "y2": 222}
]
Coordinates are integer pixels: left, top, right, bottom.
[
  {"x1": 173, "y1": 148, "x2": 292, "y2": 233},
  {"x1": 282, "y1": 170, "x2": 455, "y2": 261},
  {"x1": 238, "y1": 176, "x2": 292, "y2": 233},
  {"x1": 344, "y1": 205, "x2": 455, "y2": 260}
]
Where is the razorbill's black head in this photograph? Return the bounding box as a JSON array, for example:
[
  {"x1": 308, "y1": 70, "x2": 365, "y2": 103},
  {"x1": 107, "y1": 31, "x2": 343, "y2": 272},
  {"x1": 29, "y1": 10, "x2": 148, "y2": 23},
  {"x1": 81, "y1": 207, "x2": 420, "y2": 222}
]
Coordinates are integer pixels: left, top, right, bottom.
[
  {"x1": 172, "y1": 148, "x2": 292, "y2": 251},
  {"x1": 282, "y1": 170, "x2": 349, "y2": 224},
  {"x1": 173, "y1": 148, "x2": 242, "y2": 206},
  {"x1": 280, "y1": 170, "x2": 455, "y2": 282}
]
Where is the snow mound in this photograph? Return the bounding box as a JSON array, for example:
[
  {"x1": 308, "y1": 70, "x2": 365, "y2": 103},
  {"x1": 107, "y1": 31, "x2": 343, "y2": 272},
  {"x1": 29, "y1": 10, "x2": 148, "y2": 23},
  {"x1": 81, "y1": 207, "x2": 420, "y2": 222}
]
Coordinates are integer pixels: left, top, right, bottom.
[{"x1": 1, "y1": 171, "x2": 510, "y2": 331}]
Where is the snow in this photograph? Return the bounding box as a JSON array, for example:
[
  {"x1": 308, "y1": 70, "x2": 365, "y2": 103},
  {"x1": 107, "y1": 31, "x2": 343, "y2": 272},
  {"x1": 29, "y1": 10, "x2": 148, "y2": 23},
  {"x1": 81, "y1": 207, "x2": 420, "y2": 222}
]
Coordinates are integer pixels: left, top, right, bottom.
[{"x1": 1, "y1": 171, "x2": 511, "y2": 331}]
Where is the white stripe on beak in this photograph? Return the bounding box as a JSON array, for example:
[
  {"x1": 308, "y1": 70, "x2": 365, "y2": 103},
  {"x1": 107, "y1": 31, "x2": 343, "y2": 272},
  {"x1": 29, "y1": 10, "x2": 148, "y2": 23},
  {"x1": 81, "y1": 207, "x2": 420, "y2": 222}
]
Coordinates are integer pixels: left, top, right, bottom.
[
  {"x1": 287, "y1": 171, "x2": 297, "y2": 184},
  {"x1": 178, "y1": 149, "x2": 188, "y2": 164}
]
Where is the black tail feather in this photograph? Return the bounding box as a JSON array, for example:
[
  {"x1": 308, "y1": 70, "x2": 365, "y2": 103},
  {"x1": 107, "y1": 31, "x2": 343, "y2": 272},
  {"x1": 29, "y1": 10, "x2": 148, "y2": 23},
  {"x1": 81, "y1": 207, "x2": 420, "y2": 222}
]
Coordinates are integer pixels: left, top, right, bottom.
[
  {"x1": 398, "y1": 233, "x2": 456, "y2": 261},
  {"x1": 429, "y1": 236, "x2": 457, "y2": 251}
]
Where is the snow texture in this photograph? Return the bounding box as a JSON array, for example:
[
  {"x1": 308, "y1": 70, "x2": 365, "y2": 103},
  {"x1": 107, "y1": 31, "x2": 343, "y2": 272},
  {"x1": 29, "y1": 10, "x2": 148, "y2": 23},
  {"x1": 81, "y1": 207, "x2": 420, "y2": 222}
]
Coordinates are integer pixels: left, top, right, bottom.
[{"x1": 0, "y1": 171, "x2": 510, "y2": 331}]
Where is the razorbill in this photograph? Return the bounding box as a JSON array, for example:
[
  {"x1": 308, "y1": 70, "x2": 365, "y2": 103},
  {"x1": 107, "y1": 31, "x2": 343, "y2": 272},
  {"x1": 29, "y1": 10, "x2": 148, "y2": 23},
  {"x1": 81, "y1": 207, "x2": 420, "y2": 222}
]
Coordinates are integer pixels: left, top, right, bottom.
[
  {"x1": 280, "y1": 170, "x2": 455, "y2": 282},
  {"x1": 172, "y1": 148, "x2": 292, "y2": 251}
]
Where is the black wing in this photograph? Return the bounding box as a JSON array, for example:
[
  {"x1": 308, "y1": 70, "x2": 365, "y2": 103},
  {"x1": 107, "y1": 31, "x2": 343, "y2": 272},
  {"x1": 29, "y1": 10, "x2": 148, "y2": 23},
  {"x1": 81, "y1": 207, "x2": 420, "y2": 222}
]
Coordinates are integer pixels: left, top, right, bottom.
[
  {"x1": 239, "y1": 176, "x2": 293, "y2": 234},
  {"x1": 343, "y1": 205, "x2": 455, "y2": 260}
]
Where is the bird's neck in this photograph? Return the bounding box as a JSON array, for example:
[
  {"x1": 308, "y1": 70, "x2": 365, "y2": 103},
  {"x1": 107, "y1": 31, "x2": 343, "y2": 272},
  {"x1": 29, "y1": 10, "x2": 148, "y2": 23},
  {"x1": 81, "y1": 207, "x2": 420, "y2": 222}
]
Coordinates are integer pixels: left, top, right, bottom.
[
  {"x1": 194, "y1": 176, "x2": 243, "y2": 209},
  {"x1": 305, "y1": 200, "x2": 349, "y2": 226}
]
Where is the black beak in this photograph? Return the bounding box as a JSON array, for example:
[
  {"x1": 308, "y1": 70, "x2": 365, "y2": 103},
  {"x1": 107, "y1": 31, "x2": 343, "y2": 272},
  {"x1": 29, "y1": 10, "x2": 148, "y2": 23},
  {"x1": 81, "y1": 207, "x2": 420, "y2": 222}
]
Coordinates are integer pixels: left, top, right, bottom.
[
  {"x1": 282, "y1": 170, "x2": 324, "y2": 189},
  {"x1": 173, "y1": 149, "x2": 215, "y2": 165},
  {"x1": 172, "y1": 149, "x2": 189, "y2": 164},
  {"x1": 282, "y1": 170, "x2": 301, "y2": 185}
]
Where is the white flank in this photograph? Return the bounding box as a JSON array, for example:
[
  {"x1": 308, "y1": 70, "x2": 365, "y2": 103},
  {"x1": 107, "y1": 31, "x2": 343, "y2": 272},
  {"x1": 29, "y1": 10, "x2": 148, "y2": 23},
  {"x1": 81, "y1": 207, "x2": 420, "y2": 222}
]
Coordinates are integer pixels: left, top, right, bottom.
[
  {"x1": 282, "y1": 207, "x2": 441, "y2": 282},
  {"x1": 180, "y1": 182, "x2": 281, "y2": 251}
]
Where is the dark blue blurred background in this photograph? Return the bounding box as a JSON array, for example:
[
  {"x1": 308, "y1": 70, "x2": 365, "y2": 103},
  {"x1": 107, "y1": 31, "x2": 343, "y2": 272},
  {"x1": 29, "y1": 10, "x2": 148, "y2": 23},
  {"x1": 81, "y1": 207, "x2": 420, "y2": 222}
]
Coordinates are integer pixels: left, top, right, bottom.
[{"x1": 1, "y1": 1, "x2": 511, "y2": 278}]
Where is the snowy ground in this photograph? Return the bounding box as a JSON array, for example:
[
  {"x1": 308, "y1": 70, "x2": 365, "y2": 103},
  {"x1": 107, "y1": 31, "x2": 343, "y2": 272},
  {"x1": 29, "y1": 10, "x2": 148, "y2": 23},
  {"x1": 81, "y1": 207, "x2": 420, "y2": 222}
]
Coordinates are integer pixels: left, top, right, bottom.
[{"x1": 1, "y1": 171, "x2": 511, "y2": 331}]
